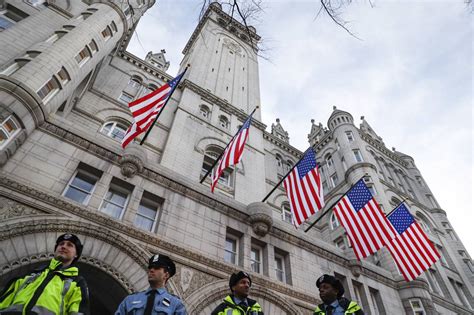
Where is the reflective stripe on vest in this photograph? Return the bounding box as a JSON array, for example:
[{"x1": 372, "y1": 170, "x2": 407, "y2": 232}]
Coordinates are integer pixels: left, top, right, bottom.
[
  {"x1": 59, "y1": 278, "x2": 73, "y2": 315},
  {"x1": 31, "y1": 305, "x2": 56, "y2": 315}
]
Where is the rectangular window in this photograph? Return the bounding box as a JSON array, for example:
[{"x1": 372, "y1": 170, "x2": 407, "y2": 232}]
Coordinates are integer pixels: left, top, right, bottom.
[
  {"x1": 37, "y1": 77, "x2": 60, "y2": 101},
  {"x1": 437, "y1": 246, "x2": 449, "y2": 267},
  {"x1": 118, "y1": 92, "x2": 133, "y2": 104},
  {"x1": 352, "y1": 281, "x2": 370, "y2": 311},
  {"x1": 274, "y1": 248, "x2": 291, "y2": 284},
  {"x1": 101, "y1": 26, "x2": 112, "y2": 40},
  {"x1": 251, "y1": 247, "x2": 262, "y2": 273},
  {"x1": 416, "y1": 176, "x2": 424, "y2": 187},
  {"x1": 369, "y1": 288, "x2": 385, "y2": 314},
  {"x1": 75, "y1": 47, "x2": 91, "y2": 66},
  {"x1": 353, "y1": 149, "x2": 363, "y2": 162},
  {"x1": 111, "y1": 21, "x2": 118, "y2": 32},
  {"x1": 0, "y1": 116, "x2": 19, "y2": 148},
  {"x1": 425, "y1": 269, "x2": 442, "y2": 295},
  {"x1": 330, "y1": 173, "x2": 338, "y2": 187},
  {"x1": 409, "y1": 299, "x2": 426, "y2": 315},
  {"x1": 274, "y1": 255, "x2": 285, "y2": 282},
  {"x1": 99, "y1": 178, "x2": 133, "y2": 219},
  {"x1": 346, "y1": 131, "x2": 354, "y2": 142},
  {"x1": 335, "y1": 237, "x2": 346, "y2": 250},
  {"x1": 224, "y1": 236, "x2": 238, "y2": 265},
  {"x1": 449, "y1": 279, "x2": 472, "y2": 308},
  {"x1": 134, "y1": 192, "x2": 161, "y2": 232},
  {"x1": 0, "y1": 4, "x2": 28, "y2": 32},
  {"x1": 63, "y1": 163, "x2": 102, "y2": 205},
  {"x1": 282, "y1": 204, "x2": 292, "y2": 224},
  {"x1": 89, "y1": 40, "x2": 98, "y2": 53},
  {"x1": 367, "y1": 185, "x2": 376, "y2": 196},
  {"x1": 57, "y1": 67, "x2": 70, "y2": 85}
]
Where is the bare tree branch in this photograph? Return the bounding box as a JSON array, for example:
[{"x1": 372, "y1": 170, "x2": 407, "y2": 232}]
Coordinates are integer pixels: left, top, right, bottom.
[{"x1": 319, "y1": 0, "x2": 362, "y2": 40}]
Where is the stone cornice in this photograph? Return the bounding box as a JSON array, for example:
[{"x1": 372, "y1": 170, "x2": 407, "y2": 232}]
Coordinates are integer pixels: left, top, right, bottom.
[
  {"x1": 119, "y1": 51, "x2": 172, "y2": 82},
  {"x1": 311, "y1": 132, "x2": 333, "y2": 153},
  {"x1": 182, "y1": 3, "x2": 260, "y2": 55},
  {"x1": 360, "y1": 132, "x2": 408, "y2": 167},
  {"x1": 181, "y1": 79, "x2": 267, "y2": 131},
  {"x1": 263, "y1": 132, "x2": 302, "y2": 157},
  {"x1": 432, "y1": 295, "x2": 472, "y2": 314}
]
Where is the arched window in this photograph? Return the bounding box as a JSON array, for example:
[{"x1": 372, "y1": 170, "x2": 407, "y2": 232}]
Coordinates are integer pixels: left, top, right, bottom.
[
  {"x1": 0, "y1": 116, "x2": 20, "y2": 149},
  {"x1": 100, "y1": 121, "x2": 128, "y2": 141},
  {"x1": 281, "y1": 203, "x2": 292, "y2": 224},
  {"x1": 199, "y1": 105, "x2": 211, "y2": 119},
  {"x1": 201, "y1": 145, "x2": 234, "y2": 188},
  {"x1": 218, "y1": 115, "x2": 229, "y2": 129},
  {"x1": 286, "y1": 160, "x2": 293, "y2": 172},
  {"x1": 416, "y1": 215, "x2": 431, "y2": 234},
  {"x1": 330, "y1": 212, "x2": 339, "y2": 230},
  {"x1": 146, "y1": 84, "x2": 158, "y2": 94},
  {"x1": 128, "y1": 76, "x2": 142, "y2": 89},
  {"x1": 325, "y1": 154, "x2": 333, "y2": 167},
  {"x1": 275, "y1": 154, "x2": 282, "y2": 168}
]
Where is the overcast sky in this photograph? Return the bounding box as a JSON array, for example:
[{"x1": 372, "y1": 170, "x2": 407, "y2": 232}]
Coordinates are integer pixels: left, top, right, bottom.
[{"x1": 127, "y1": 1, "x2": 473, "y2": 255}]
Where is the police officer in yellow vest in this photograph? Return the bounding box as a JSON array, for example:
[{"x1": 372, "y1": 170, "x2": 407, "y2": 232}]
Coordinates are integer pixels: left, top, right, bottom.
[
  {"x1": 314, "y1": 274, "x2": 363, "y2": 315},
  {"x1": 0, "y1": 233, "x2": 90, "y2": 315},
  {"x1": 211, "y1": 271, "x2": 263, "y2": 315}
]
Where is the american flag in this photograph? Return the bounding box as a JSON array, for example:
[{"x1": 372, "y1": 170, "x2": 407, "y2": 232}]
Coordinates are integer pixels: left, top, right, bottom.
[
  {"x1": 121, "y1": 71, "x2": 185, "y2": 149},
  {"x1": 334, "y1": 179, "x2": 396, "y2": 259},
  {"x1": 210, "y1": 114, "x2": 253, "y2": 192},
  {"x1": 386, "y1": 203, "x2": 440, "y2": 281},
  {"x1": 283, "y1": 148, "x2": 324, "y2": 227}
]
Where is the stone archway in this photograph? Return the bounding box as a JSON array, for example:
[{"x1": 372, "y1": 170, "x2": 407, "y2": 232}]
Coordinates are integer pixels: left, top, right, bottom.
[
  {"x1": 0, "y1": 218, "x2": 153, "y2": 314},
  {"x1": 186, "y1": 279, "x2": 303, "y2": 315}
]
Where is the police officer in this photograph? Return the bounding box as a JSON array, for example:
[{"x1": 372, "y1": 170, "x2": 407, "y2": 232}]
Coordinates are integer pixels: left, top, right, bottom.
[
  {"x1": 115, "y1": 254, "x2": 186, "y2": 315},
  {"x1": 314, "y1": 274, "x2": 364, "y2": 315},
  {"x1": 0, "y1": 233, "x2": 90, "y2": 314},
  {"x1": 211, "y1": 271, "x2": 263, "y2": 315}
]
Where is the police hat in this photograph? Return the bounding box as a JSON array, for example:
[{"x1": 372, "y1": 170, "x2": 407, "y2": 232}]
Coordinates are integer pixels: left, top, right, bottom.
[
  {"x1": 229, "y1": 271, "x2": 252, "y2": 290},
  {"x1": 55, "y1": 234, "x2": 83, "y2": 262},
  {"x1": 316, "y1": 274, "x2": 345, "y2": 298},
  {"x1": 148, "y1": 254, "x2": 176, "y2": 277}
]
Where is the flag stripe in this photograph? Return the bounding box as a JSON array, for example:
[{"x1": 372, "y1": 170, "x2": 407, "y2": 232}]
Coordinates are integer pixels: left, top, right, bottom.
[
  {"x1": 282, "y1": 148, "x2": 324, "y2": 228},
  {"x1": 333, "y1": 179, "x2": 394, "y2": 259},
  {"x1": 386, "y1": 203, "x2": 440, "y2": 281},
  {"x1": 121, "y1": 72, "x2": 184, "y2": 149},
  {"x1": 210, "y1": 115, "x2": 252, "y2": 192}
]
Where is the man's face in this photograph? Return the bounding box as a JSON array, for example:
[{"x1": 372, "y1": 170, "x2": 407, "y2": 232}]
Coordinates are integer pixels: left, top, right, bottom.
[
  {"x1": 232, "y1": 277, "x2": 250, "y2": 299},
  {"x1": 54, "y1": 240, "x2": 77, "y2": 266},
  {"x1": 148, "y1": 266, "x2": 169, "y2": 288},
  {"x1": 318, "y1": 282, "x2": 339, "y2": 304}
]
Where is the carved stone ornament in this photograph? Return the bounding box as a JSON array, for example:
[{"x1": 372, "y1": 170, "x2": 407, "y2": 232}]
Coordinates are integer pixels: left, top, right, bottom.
[
  {"x1": 247, "y1": 202, "x2": 273, "y2": 237},
  {"x1": 174, "y1": 265, "x2": 219, "y2": 298},
  {"x1": 119, "y1": 154, "x2": 144, "y2": 177},
  {"x1": 348, "y1": 259, "x2": 362, "y2": 277},
  {"x1": 0, "y1": 196, "x2": 44, "y2": 219},
  {"x1": 223, "y1": 38, "x2": 242, "y2": 54}
]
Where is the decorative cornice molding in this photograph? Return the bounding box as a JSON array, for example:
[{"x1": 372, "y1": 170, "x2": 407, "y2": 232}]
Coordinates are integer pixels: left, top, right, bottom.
[
  {"x1": 181, "y1": 80, "x2": 267, "y2": 131},
  {"x1": 263, "y1": 132, "x2": 302, "y2": 157},
  {"x1": 119, "y1": 51, "x2": 172, "y2": 82},
  {"x1": 361, "y1": 132, "x2": 408, "y2": 167}
]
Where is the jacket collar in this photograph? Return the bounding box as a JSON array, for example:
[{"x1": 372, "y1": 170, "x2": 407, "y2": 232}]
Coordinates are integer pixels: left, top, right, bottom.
[{"x1": 48, "y1": 258, "x2": 79, "y2": 276}]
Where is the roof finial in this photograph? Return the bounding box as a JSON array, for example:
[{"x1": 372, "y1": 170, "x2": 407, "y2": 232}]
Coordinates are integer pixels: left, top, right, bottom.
[{"x1": 333, "y1": 105, "x2": 337, "y2": 110}]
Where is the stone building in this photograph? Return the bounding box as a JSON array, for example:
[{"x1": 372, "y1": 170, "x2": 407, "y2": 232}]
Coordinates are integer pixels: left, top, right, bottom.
[{"x1": 0, "y1": 1, "x2": 473, "y2": 314}]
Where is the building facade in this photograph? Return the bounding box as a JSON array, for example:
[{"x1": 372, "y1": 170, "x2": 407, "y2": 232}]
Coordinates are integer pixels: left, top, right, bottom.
[{"x1": 0, "y1": 1, "x2": 473, "y2": 314}]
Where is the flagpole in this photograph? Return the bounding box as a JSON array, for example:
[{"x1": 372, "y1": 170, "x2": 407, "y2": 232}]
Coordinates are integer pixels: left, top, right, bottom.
[
  {"x1": 261, "y1": 147, "x2": 314, "y2": 202},
  {"x1": 139, "y1": 65, "x2": 189, "y2": 145},
  {"x1": 199, "y1": 106, "x2": 258, "y2": 184},
  {"x1": 304, "y1": 175, "x2": 369, "y2": 233}
]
